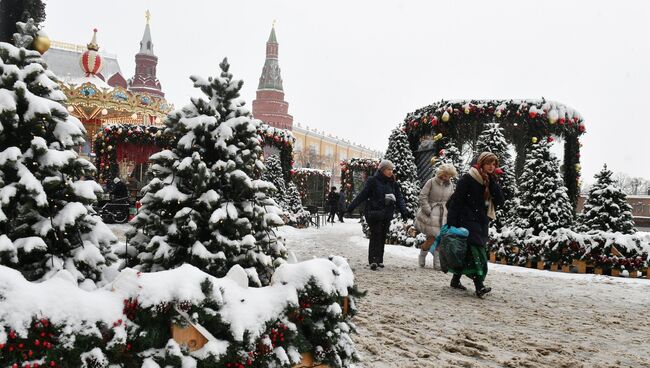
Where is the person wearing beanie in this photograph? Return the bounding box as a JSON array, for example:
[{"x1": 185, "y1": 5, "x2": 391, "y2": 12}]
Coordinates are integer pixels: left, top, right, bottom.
[
  {"x1": 446, "y1": 152, "x2": 505, "y2": 297},
  {"x1": 415, "y1": 163, "x2": 458, "y2": 269},
  {"x1": 346, "y1": 159, "x2": 412, "y2": 270}
]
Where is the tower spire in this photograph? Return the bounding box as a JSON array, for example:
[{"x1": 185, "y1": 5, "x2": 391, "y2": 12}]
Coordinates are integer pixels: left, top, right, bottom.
[
  {"x1": 128, "y1": 10, "x2": 164, "y2": 97},
  {"x1": 252, "y1": 24, "x2": 293, "y2": 130}
]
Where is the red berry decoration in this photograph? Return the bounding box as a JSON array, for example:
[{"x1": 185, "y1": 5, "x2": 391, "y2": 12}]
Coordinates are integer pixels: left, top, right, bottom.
[{"x1": 50, "y1": 362, "x2": 56, "y2": 367}]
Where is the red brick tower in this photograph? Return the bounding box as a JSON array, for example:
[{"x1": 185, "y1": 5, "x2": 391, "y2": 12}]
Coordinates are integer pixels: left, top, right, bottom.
[
  {"x1": 128, "y1": 10, "x2": 164, "y2": 97},
  {"x1": 252, "y1": 25, "x2": 293, "y2": 130}
]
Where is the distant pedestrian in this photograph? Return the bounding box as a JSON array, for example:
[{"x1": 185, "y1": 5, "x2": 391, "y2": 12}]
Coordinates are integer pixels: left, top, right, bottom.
[
  {"x1": 347, "y1": 160, "x2": 412, "y2": 270},
  {"x1": 337, "y1": 188, "x2": 347, "y2": 223},
  {"x1": 446, "y1": 152, "x2": 505, "y2": 297},
  {"x1": 414, "y1": 164, "x2": 457, "y2": 269},
  {"x1": 326, "y1": 186, "x2": 340, "y2": 223},
  {"x1": 111, "y1": 177, "x2": 129, "y2": 203}
]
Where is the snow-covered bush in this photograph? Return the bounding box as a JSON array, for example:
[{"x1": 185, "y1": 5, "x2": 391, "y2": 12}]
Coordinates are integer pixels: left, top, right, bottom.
[{"x1": 0, "y1": 257, "x2": 361, "y2": 367}]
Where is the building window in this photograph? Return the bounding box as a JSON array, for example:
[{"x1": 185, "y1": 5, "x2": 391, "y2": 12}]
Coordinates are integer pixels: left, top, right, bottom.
[
  {"x1": 326, "y1": 147, "x2": 333, "y2": 157},
  {"x1": 309, "y1": 144, "x2": 318, "y2": 154},
  {"x1": 339, "y1": 152, "x2": 347, "y2": 161},
  {"x1": 294, "y1": 139, "x2": 303, "y2": 152}
]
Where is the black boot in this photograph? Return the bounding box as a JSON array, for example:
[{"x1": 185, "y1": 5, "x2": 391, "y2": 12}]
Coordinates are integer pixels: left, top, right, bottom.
[
  {"x1": 473, "y1": 277, "x2": 491, "y2": 298},
  {"x1": 450, "y1": 274, "x2": 467, "y2": 290}
]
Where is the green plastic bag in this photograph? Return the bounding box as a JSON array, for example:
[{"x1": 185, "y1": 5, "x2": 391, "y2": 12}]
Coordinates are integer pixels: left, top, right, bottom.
[{"x1": 438, "y1": 234, "x2": 468, "y2": 272}]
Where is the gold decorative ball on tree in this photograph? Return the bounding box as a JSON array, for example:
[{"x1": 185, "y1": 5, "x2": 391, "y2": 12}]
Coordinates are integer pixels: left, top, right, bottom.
[{"x1": 32, "y1": 31, "x2": 51, "y2": 54}]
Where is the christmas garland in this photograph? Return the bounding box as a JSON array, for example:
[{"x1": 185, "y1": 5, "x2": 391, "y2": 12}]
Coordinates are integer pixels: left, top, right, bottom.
[
  {"x1": 340, "y1": 158, "x2": 380, "y2": 202},
  {"x1": 93, "y1": 124, "x2": 173, "y2": 181},
  {"x1": 259, "y1": 123, "x2": 295, "y2": 182},
  {"x1": 402, "y1": 99, "x2": 585, "y2": 207},
  {"x1": 292, "y1": 168, "x2": 332, "y2": 204}
]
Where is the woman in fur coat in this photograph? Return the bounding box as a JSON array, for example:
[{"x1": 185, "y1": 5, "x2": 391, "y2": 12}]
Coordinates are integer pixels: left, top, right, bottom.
[{"x1": 415, "y1": 164, "x2": 457, "y2": 269}]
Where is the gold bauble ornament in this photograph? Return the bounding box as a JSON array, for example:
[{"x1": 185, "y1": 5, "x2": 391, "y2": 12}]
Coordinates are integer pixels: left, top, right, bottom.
[
  {"x1": 433, "y1": 133, "x2": 443, "y2": 141},
  {"x1": 441, "y1": 111, "x2": 450, "y2": 122},
  {"x1": 495, "y1": 110, "x2": 502, "y2": 118},
  {"x1": 33, "y1": 32, "x2": 51, "y2": 54},
  {"x1": 430, "y1": 156, "x2": 437, "y2": 165},
  {"x1": 464, "y1": 107, "x2": 470, "y2": 115},
  {"x1": 531, "y1": 137, "x2": 538, "y2": 143}
]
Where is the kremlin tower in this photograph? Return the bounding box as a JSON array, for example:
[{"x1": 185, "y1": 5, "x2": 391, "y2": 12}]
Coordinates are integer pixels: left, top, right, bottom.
[
  {"x1": 128, "y1": 10, "x2": 164, "y2": 97},
  {"x1": 252, "y1": 25, "x2": 293, "y2": 130}
]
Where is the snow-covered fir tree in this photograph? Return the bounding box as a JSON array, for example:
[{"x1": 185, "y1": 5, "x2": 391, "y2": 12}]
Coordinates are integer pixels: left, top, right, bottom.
[
  {"x1": 261, "y1": 154, "x2": 286, "y2": 209},
  {"x1": 475, "y1": 121, "x2": 518, "y2": 228},
  {"x1": 384, "y1": 128, "x2": 419, "y2": 214},
  {"x1": 128, "y1": 58, "x2": 287, "y2": 286},
  {"x1": 0, "y1": 20, "x2": 115, "y2": 287},
  {"x1": 516, "y1": 139, "x2": 574, "y2": 234},
  {"x1": 432, "y1": 139, "x2": 465, "y2": 178},
  {"x1": 579, "y1": 164, "x2": 635, "y2": 234}
]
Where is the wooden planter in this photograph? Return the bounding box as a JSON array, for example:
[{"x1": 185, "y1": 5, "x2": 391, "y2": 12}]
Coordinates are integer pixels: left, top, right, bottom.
[
  {"x1": 293, "y1": 352, "x2": 331, "y2": 368},
  {"x1": 171, "y1": 323, "x2": 208, "y2": 352},
  {"x1": 341, "y1": 296, "x2": 349, "y2": 317},
  {"x1": 594, "y1": 268, "x2": 603, "y2": 275},
  {"x1": 499, "y1": 258, "x2": 507, "y2": 265},
  {"x1": 537, "y1": 261, "x2": 545, "y2": 270},
  {"x1": 489, "y1": 252, "x2": 497, "y2": 263},
  {"x1": 561, "y1": 265, "x2": 570, "y2": 273},
  {"x1": 629, "y1": 270, "x2": 638, "y2": 279},
  {"x1": 646, "y1": 268, "x2": 650, "y2": 279},
  {"x1": 525, "y1": 260, "x2": 532, "y2": 268},
  {"x1": 550, "y1": 263, "x2": 559, "y2": 272},
  {"x1": 572, "y1": 260, "x2": 587, "y2": 274},
  {"x1": 611, "y1": 269, "x2": 621, "y2": 277}
]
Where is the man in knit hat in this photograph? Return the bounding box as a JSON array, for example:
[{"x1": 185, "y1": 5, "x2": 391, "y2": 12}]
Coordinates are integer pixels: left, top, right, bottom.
[{"x1": 347, "y1": 159, "x2": 412, "y2": 270}]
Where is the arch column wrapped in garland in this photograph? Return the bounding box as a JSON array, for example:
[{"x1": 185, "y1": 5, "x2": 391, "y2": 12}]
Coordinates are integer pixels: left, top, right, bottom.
[{"x1": 402, "y1": 99, "x2": 586, "y2": 208}]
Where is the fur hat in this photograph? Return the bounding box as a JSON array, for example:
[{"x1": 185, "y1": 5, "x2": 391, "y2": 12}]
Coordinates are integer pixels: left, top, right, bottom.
[{"x1": 378, "y1": 159, "x2": 395, "y2": 171}]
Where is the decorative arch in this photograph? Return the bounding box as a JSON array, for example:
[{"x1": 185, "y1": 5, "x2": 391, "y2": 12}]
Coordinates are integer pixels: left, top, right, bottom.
[
  {"x1": 402, "y1": 99, "x2": 586, "y2": 207},
  {"x1": 258, "y1": 123, "x2": 295, "y2": 182}
]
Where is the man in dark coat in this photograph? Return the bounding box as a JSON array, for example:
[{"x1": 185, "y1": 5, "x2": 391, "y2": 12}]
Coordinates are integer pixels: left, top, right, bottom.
[
  {"x1": 326, "y1": 186, "x2": 340, "y2": 223},
  {"x1": 347, "y1": 160, "x2": 411, "y2": 270},
  {"x1": 337, "y1": 188, "x2": 347, "y2": 223},
  {"x1": 446, "y1": 152, "x2": 505, "y2": 297},
  {"x1": 111, "y1": 177, "x2": 129, "y2": 202}
]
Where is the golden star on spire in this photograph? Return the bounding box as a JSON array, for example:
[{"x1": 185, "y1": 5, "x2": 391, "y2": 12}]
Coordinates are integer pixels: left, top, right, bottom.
[{"x1": 145, "y1": 10, "x2": 151, "y2": 25}]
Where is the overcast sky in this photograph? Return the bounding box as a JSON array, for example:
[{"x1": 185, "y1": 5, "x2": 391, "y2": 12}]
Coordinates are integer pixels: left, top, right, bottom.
[{"x1": 43, "y1": 0, "x2": 650, "y2": 183}]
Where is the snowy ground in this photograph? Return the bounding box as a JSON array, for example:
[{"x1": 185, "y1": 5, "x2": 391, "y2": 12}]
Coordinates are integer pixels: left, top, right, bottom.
[
  {"x1": 278, "y1": 221, "x2": 650, "y2": 368},
  {"x1": 108, "y1": 222, "x2": 650, "y2": 367}
]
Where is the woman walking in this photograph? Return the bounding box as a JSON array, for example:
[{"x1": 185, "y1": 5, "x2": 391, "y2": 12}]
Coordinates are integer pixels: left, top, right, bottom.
[
  {"x1": 446, "y1": 152, "x2": 504, "y2": 297},
  {"x1": 326, "y1": 186, "x2": 340, "y2": 223},
  {"x1": 414, "y1": 164, "x2": 457, "y2": 269},
  {"x1": 347, "y1": 160, "x2": 411, "y2": 270}
]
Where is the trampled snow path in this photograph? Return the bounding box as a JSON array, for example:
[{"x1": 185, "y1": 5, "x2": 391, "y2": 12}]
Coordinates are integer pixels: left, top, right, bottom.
[{"x1": 278, "y1": 221, "x2": 650, "y2": 368}]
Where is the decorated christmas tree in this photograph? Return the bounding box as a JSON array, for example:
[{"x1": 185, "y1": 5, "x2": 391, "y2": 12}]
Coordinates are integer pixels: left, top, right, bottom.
[
  {"x1": 0, "y1": 20, "x2": 116, "y2": 287},
  {"x1": 128, "y1": 58, "x2": 287, "y2": 286},
  {"x1": 579, "y1": 164, "x2": 635, "y2": 234},
  {"x1": 516, "y1": 139, "x2": 574, "y2": 234},
  {"x1": 475, "y1": 121, "x2": 518, "y2": 228},
  {"x1": 384, "y1": 128, "x2": 419, "y2": 214},
  {"x1": 432, "y1": 139, "x2": 465, "y2": 178},
  {"x1": 261, "y1": 154, "x2": 286, "y2": 209}
]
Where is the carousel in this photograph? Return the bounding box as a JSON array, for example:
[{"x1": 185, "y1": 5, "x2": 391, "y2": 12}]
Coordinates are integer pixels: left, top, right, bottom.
[{"x1": 59, "y1": 29, "x2": 172, "y2": 184}]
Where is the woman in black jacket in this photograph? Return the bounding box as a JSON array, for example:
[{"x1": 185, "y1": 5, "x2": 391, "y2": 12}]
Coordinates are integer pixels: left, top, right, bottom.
[
  {"x1": 446, "y1": 152, "x2": 505, "y2": 297},
  {"x1": 347, "y1": 160, "x2": 411, "y2": 270}
]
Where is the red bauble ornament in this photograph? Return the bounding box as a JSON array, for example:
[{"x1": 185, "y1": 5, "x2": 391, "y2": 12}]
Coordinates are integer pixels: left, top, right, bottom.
[
  {"x1": 431, "y1": 116, "x2": 438, "y2": 126},
  {"x1": 529, "y1": 111, "x2": 537, "y2": 119},
  {"x1": 547, "y1": 137, "x2": 554, "y2": 143},
  {"x1": 558, "y1": 118, "x2": 565, "y2": 125}
]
